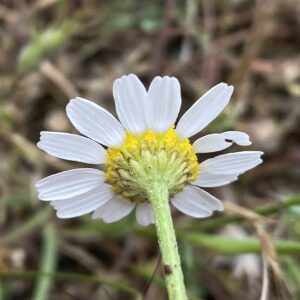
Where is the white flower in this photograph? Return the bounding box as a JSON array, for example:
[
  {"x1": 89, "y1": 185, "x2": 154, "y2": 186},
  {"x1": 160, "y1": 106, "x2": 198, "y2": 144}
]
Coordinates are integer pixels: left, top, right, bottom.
[{"x1": 36, "y1": 74, "x2": 263, "y2": 226}]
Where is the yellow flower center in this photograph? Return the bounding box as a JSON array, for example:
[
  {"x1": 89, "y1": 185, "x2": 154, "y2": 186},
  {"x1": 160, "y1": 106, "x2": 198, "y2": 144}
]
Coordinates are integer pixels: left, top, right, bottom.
[{"x1": 105, "y1": 128, "x2": 199, "y2": 203}]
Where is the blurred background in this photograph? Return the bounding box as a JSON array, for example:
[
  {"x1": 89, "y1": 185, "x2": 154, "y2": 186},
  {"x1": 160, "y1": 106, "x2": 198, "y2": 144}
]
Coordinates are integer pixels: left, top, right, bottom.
[{"x1": 0, "y1": 0, "x2": 300, "y2": 299}]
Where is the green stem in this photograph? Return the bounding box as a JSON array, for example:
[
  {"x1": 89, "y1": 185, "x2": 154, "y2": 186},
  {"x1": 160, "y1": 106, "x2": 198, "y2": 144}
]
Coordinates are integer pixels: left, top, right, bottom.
[
  {"x1": 186, "y1": 233, "x2": 300, "y2": 254},
  {"x1": 147, "y1": 183, "x2": 187, "y2": 300},
  {"x1": 33, "y1": 225, "x2": 57, "y2": 300}
]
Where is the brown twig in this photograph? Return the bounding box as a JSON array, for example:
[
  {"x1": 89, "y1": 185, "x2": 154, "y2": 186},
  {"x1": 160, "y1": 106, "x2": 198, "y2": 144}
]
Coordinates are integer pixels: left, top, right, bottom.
[
  {"x1": 40, "y1": 60, "x2": 79, "y2": 99},
  {"x1": 224, "y1": 202, "x2": 285, "y2": 300}
]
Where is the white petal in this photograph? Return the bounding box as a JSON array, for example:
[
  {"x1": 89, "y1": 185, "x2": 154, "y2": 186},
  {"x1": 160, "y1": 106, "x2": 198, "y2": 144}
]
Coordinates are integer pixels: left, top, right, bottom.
[
  {"x1": 66, "y1": 97, "x2": 125, "y2": 147},
  {"x1": 51, "y1": 184, "x2": 114, "y2": 218},
  {"x1": 92, "y1": 197, "x2": 135, "y2": 223},
  {"x1": 136, "y1": 203, "x2": 155, "y2": 226},
  {"x1": 146, "y1": 76, "x2": 181, "y2": 133},
  {"x1": 199, "y1": 151, "x2": 263, "y2": 175},
  {"x1": 36, "y1": 168, "x2": 104, "y2": 201},
  {"x1": 171, "y1": 185, "x2": 223, "y2": 218},
  {"x1": 113, "y1": 74, "x2": 147, "y2": 134},
  {"x1": 37, "y1": 131, "x2": 107, "y2": 164},
  {"x1": 176, "y1": 83, "x2": 234, "y2": 138},
  {"x1": 193, "y1": 131, "x2": 251, "y2": 153},
  {"x1": 193, "y1": 172, "x2": 238, "y2": 187}
]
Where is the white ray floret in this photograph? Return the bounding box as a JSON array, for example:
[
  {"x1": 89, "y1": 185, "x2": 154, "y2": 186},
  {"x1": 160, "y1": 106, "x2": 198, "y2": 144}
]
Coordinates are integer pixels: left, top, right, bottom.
[
  {"x1": 66, "y1": 97, "x2": 125, "y2": 147},
  {"x1": 171, "y1": 185, "x2": 223, "y2": 218},
  {"x1": 113, "y1": 74, "x2": 148, "y2": 135},
  {"x1": 136, "y1": 203, "x2": 155, "y2": 226},
  {"x1": 38, "y1": 131, "x2": 107, "y2": 164},
  {"x1": 92, "y1": 197, "x2": 136, "y2": 223},
  {"x1": 193, "y1": 172, "x2": 239, "y2": 188},
  {"x1": 199, "y1": 151, "x2": 263, "y2": 175},
  {"x1": 146, "y1": 76, "x2": 181, "y2": 133},
  {"x1": 36, "y1": 168, "x2": 105, "y2": 201},
  {"x1": 176, "y1": 83, "x2": 234, "y2": 138},
  {"x1": 51, "y1": 184, "x2": 114, "y2": 218},
  {"x1": 193, "y1": 131, "x2": 251, "y2": 153}
]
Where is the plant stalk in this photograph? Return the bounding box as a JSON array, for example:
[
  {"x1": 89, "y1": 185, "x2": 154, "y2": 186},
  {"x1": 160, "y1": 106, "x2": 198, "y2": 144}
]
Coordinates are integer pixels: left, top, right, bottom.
[{"x1": 147, "y1": 183, "x2": 188, "y2": 300}]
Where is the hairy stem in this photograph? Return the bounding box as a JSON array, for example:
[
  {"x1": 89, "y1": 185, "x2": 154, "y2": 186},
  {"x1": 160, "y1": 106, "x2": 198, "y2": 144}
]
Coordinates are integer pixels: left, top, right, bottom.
[{"x1": 147, "y1": 183, "x2": 187, "y2": 300}]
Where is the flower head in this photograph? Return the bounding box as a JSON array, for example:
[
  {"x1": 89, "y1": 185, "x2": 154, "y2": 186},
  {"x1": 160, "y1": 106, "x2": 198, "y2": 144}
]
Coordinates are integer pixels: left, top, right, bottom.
[{"x1": 36, "y1": 74, "x2": 263, "y2": 226}]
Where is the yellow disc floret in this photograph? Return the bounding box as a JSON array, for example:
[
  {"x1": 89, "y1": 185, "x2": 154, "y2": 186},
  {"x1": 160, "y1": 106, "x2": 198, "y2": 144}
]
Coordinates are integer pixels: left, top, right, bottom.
[{"x1": 106, "y1": 128, "x2": 199, "y2": 203}]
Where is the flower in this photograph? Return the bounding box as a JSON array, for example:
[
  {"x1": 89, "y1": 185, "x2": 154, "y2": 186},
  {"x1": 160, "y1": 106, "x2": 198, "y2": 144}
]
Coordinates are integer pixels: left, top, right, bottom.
[{"x1": 36, "y1": 74, "x2": 263, "y2": 226}]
